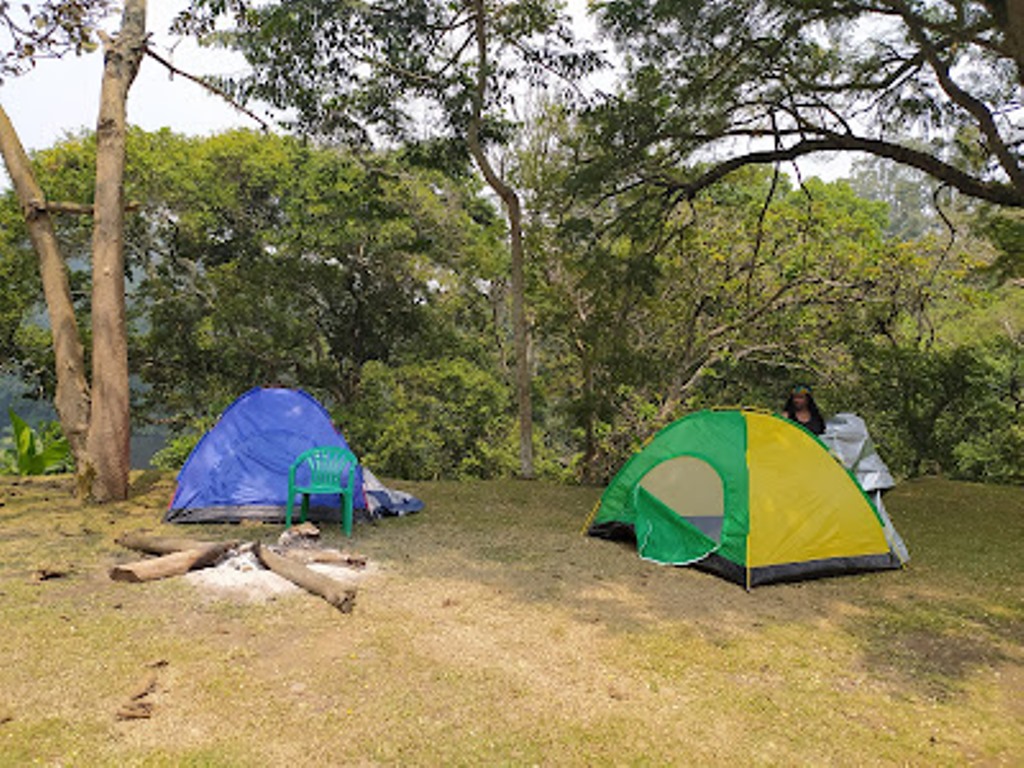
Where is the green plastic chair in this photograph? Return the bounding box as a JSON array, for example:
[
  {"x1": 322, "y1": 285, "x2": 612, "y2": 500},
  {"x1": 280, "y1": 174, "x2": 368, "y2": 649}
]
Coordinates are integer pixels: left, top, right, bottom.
[{"x1": 286, "y1": 446, "x2": 359, "y2": 536}]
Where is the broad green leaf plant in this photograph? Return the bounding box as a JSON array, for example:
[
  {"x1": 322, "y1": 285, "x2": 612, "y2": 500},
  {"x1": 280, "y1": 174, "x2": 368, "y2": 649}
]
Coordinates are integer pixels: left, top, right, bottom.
[{"x1": 3, "y1": 408, "x2": 71, "y2": 475}]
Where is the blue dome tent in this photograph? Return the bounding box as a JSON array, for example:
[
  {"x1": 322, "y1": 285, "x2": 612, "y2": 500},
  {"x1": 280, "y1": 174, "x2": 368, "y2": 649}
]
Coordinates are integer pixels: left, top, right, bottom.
[{"x1": 166, "y1": 387, "x2": 422, "y2": 524}]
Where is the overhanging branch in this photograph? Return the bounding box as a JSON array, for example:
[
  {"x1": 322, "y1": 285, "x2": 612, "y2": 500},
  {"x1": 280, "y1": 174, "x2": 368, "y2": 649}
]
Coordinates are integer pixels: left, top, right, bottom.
[{"x1": 664, "y1": 135, "x2": 1024, "y2": 207}]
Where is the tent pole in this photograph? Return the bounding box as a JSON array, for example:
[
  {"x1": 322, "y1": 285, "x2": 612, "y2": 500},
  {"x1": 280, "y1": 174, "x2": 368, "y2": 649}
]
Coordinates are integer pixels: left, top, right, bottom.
[{"x1": 580, "y1": 498, "x2": 602, "y2": 535}]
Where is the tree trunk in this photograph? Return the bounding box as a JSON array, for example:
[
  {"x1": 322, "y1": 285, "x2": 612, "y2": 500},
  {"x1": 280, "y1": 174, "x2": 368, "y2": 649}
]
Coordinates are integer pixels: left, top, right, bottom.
[
  {"x1": 505, "y1": 192, "x2": 534, "y2": 478},
  {"x1": 0, "y1": 107, "x2": 92, "y2": 472},
  {"x1": 86, "y1": 0, "x2": 147, "y2": 501},
  {"x1": 579, "y1": 347, "x2": 597, "y2": 484},
  {"x1": 477, "y1": 185, "x2": 534, "y2": 479},
  {"x1": 986, "y1": 0, "x2": 1024, "y2": 83},
  {"x1": 468, "y1": 0, "x2": 534, "y2": 478}
]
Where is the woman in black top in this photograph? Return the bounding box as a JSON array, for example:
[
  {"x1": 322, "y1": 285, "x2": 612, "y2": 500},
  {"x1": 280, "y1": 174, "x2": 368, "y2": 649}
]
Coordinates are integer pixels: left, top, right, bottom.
[{"x1": 782, "y1": 384, "x2": 826, "y2": 435}]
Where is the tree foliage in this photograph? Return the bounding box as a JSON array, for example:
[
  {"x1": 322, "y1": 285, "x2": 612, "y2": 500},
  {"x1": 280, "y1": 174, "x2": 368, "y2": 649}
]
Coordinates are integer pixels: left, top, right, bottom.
[
  {"x1": 2, "y1": 128, "x2": 509, "y2": 456},
  {"x1": 514, "y1": 103, "x2": 1018, "y2": 482},
  {"x1": 1, "y1": 128, "x2": 510, "y2": 476},
  {"x1": 122, "y1": 129, "x2": 505, "y2": 429},
  {"x1": 0, "y1": 0, "x2": 111, "y2": 82},
  {"x1": 176, "y1": 0, "x2": 603, "y2": 478},
  {"x1": 3, "y1": 122, "x2": 1019, "y2": 483},
  {"x1": 176, "y1": 0, "x2": 598, "y2": 145},
  {"x1": 345, "y1": 358, "x2": 517, "y2": 480},
  {"x1": 588, "y1": 0, "x2": 1024, "y2": 208}
]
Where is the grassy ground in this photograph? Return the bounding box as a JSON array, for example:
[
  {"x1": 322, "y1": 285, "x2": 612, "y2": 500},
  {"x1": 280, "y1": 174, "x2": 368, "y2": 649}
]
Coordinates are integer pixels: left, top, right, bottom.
[{"x1": 0, "y1": 472, "x2": 1020, "y2": 766}]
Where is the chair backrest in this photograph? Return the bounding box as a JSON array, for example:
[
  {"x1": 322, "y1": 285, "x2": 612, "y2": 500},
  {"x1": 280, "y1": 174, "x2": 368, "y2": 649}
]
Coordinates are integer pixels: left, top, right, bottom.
[{"x1": 289, "y1": 446, "x2": 359, "y2": 491}]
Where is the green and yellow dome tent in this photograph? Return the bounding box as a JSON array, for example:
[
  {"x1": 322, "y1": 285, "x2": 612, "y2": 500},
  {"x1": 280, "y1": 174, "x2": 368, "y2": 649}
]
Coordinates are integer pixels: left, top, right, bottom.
[{"x1": 586, "y1": 409, "x2": 908, "y2": 588}]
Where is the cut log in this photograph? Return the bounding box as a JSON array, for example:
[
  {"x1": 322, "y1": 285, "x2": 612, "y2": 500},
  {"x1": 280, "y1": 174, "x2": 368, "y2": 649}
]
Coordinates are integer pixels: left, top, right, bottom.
[
  {"x1": 115, "y1": 531, "x2": 237, "y2": 556},
  {"x1": 109, "y1": 542, "x2": 236, "y2": 583},
  {"x1": 254, "y1": 542, "x2": 356, "y2": 613}
]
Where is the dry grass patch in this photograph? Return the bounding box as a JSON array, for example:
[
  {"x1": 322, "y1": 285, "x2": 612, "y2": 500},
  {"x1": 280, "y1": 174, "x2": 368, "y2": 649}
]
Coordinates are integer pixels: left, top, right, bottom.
[{"x1": 0, "y1": 473, "x2": 1020, "y2": 765}]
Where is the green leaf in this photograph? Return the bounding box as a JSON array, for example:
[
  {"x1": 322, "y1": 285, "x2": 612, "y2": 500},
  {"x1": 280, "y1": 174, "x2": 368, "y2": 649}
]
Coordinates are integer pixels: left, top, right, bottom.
[{"x1": 9, "y1": 408, "x2": 43, "y2": 475}]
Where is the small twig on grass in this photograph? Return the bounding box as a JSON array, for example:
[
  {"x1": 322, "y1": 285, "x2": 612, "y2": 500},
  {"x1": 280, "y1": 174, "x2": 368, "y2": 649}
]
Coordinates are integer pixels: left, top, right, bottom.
[
  {"x1": 115, "y1": 661, "x2": 167, "y2": 721},
  {"x1": 116, "y1": 700, "x2": 154, "y2": 720},
  {"x1": 31, "y1": 566, "x2": 72, "y2": 581}
]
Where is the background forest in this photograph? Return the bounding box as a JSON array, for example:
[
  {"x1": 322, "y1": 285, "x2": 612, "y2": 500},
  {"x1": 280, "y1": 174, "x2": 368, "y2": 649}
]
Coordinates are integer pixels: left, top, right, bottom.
[
  {"x1": 2, "y1": 126, "x2": 1020, "y2": 484},
  {"x1": 0, "y1": 0, "x2": 1021, "y2": 488}
]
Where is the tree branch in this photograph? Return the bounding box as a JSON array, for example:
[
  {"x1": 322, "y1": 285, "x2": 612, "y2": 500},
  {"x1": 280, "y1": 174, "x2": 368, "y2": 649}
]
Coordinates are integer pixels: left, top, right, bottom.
[
  {"x1": 143, "y1": 45, "x2": 270, "y2": 131},
  {"x1": 24, "y1": 200, "x2": 140, "y2": 217},
  {"x1": 664, "y1": 135, "x2": 1024, "y2": 207},
  {"x1": 895, "y1": 1, "x2": 1024, "y2": 191}
]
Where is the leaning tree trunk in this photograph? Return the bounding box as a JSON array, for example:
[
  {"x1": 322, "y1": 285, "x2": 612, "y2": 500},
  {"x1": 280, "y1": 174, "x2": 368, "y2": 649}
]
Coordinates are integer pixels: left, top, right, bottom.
[
  {"x1": 85, "y1": 0, "x2": 147, "y2": 501},
  {"x1": 0, "y1": 106, "x2": 92, "y2": 472}
]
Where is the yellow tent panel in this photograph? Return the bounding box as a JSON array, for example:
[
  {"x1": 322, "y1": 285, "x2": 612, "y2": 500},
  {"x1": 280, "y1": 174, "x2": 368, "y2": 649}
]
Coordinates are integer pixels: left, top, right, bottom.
[{"x1": 746, "y1": 412, "x2": 889, "y2": 568}]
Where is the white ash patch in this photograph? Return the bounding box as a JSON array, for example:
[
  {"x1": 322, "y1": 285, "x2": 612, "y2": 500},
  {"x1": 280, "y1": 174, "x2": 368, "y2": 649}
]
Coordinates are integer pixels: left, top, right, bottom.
[{"x1": 183, "y1": 532, "x2": 375, "y2": 603}]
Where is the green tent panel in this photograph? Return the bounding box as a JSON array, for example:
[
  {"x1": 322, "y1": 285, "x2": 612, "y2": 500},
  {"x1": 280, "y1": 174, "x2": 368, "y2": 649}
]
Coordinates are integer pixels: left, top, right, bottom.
[{"x1": 588, "y1": 409, "x2": 906, "y2": 587}]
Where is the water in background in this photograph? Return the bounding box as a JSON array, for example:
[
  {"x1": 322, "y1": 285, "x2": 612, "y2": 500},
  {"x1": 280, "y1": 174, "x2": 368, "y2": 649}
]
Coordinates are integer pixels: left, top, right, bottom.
[{"x1": 1, "y1": 374, "x2": 166, "y2": 469}]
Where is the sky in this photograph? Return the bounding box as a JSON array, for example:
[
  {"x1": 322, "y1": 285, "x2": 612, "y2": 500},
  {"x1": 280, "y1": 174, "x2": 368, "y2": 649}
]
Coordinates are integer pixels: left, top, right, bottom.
[{"x1": 0, "y1": 3, "x2": 256, "y2": 155}]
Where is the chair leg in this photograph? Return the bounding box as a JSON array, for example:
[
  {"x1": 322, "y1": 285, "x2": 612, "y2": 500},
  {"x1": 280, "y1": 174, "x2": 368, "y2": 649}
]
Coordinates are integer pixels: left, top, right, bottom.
[
  {"x1": 343, "y1": 492, "x2": 353, "y2": 537},
  {"x1": 300, "y1": 494, "x2": 310, "y2": 524},
  {"x1": 286, "y1": 493, "x2": 294, "y2": 528}
]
